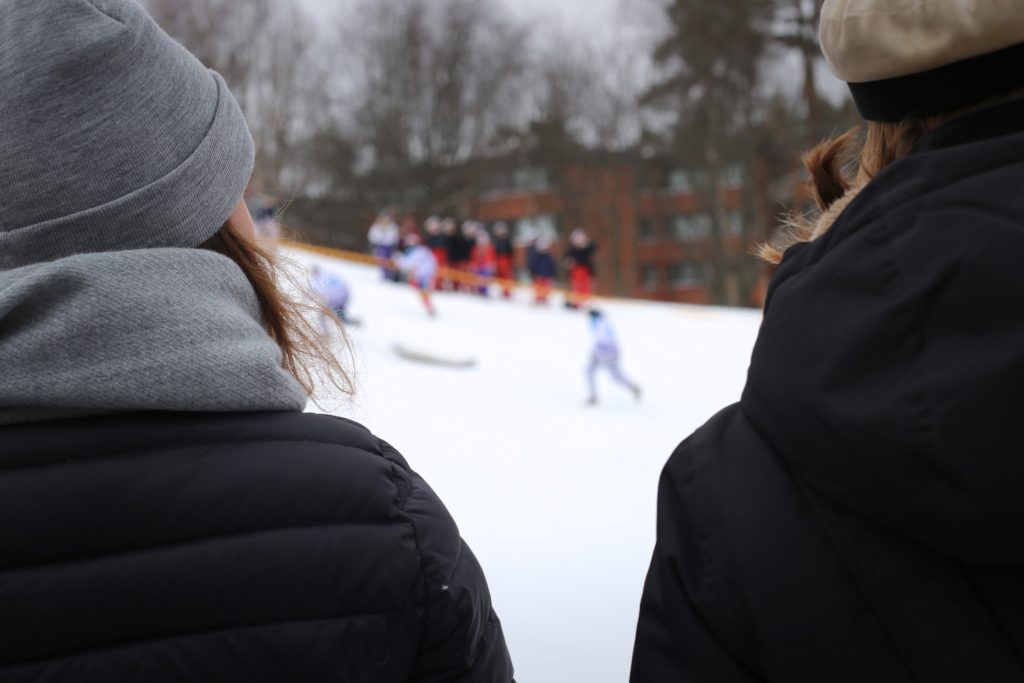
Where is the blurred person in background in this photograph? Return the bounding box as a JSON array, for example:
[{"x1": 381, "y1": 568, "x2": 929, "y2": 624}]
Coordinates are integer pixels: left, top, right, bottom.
[
  {"x1": 400, "y1": 216, "x2": 419, "y2": 250},
  {"x1": 439, "y1": 217, "x2": 460, "y2": 290},
  {"x1": 367, "y1": 210, "x2": 400, "y2": 281},
  {"x1": 251, "y1": 197, "x2": 282, "y2": 243},
  {"x1": 395, "y1": 232, "x2": 440, "y2": 317},
  {"x1": 424, "y1": 216, "x2": 448, "y2": 289},
  {"x1": 585, "y1": 309, "x2": 641, "y2": 407},
  {"x1": 493, "y1": 221, "x2": 515, "y2": 298},
  {"x1": 451, "y1": 221, "x2": 479, "y2": 291},
  {"x1": 564, "y1": 227, "x2": 596, "y2": 309},
  {"x1": 0, "y1": 2, "x2": 512, "y2": 681},
  {"x1": 398, "y1": 221, "x2": 420, "y2": 257},
  {"x1": 632, "y1": 2, "x2": 1024, "y2": 681},
  {"x1": 311, "y1": 263, "x2": 355, "y2": 329},
  {"x1": 528, "y1": 237, "x2": 557, "y2": 304},
  {"x1": 470, "y1": 229, "x2": 497, "y2": 297},
  {"x1": 445, "y1": 220, "x2": 471, "y2": 291}
]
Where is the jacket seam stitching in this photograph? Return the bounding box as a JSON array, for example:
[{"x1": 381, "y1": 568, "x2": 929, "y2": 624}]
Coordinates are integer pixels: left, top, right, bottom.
[
  {"x1": 1, "y1": 436, "x2": 386, "y2": 473},
  {"x1": 0, "y1": 521, "x2": 397, "y2": 576},
  {"x1": 469, "y1": 610, "x2": 499, "y2": 669},
  {"x1": 380, "y1": 439, "x2": 433, "y2": 643},
  {"x1": 1, "y1": 611, "x2": 405, "y2": 673}
]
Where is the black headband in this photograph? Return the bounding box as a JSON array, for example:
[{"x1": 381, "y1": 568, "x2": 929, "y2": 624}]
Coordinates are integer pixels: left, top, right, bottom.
[{"x1": 848, "y1": 41, "x2": 1024, "y2": 122}]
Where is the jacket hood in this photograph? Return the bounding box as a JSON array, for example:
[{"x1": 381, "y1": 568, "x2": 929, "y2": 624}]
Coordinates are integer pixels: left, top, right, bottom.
[{"x1": 742, "y1": 100, "x2": 1024, "y2": 564}]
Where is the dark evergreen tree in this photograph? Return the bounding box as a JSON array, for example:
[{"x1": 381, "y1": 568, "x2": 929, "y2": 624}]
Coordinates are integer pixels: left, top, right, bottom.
[{"x1": 644, "y1": 0, "x2": 775, "y2": 304}]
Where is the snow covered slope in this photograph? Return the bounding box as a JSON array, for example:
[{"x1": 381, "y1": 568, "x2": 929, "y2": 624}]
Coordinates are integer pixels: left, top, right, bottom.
[{"x1": 289, "y1": 248, "x2": 762, "y2": 683}]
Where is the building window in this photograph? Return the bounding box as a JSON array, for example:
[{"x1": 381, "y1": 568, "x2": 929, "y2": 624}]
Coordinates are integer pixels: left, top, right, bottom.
[
  {"x1": 721, "y1": 165, "x2": 744, "y2": 187},
  {"x1": 671, "y1": 213, "x2": 712, "y2": 242},
  {"x1": 515, "y1": 214, "x2": 558, "y2": 243},
  {"x1": 667, "y1": 169, "x2": 691, "y2": 193},
  {"x1": 640, "y1": 264, "x2": 661, "y2": 291},
  {"x1": 726, "y1": 210, "x2": 744, "y2": 237},
  {"x1": 639, "y1": 217, "x2": 659, "y2": 241},
  {"x1": 512, "y1": 167, "x2": 551, "y2": 192},
  {"x1": 668, "y1": 262, "x2": 711, "y2": 288}
]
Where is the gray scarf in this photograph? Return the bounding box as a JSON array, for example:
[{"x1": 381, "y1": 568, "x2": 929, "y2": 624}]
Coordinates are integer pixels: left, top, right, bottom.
[{"x1": 0, "y1": 249, "x2": 307, "y2": 426}]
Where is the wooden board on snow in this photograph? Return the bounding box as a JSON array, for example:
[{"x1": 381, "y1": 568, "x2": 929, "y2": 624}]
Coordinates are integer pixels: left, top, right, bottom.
[{"x1": 393, "y1": 343, "x2": 477, "y2": 369}]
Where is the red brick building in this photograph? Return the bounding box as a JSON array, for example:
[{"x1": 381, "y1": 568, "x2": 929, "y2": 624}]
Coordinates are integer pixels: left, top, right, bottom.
[{"x1": 462, "y1": 154, "x2": 798, "y2": 305}]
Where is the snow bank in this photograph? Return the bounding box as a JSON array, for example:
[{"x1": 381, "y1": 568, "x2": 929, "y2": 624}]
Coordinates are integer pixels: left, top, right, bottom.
[{"x1": 290, "y1": 248, "x2": 761, "y2": 683}]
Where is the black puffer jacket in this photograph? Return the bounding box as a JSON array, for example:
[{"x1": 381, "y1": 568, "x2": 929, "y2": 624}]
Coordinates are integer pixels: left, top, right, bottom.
[
  {"x1": 0, "y1": 411, "x2": 513, "y2": 682},
  {"x1": 632, "y1": 100, "x2": 1024, "y2": 682},
  {"x1": 564, "y1": 243, "x2": 596, "y2": 275}
]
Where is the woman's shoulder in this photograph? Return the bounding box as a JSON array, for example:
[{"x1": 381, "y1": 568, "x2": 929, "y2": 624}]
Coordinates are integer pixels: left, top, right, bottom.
[
  {"x1": 2, "y1": 410, "x2": 447, "y2": 552},
  {"x1": 3, "y1": 409, "x2": 466, "y2": 603},
  {"x1": 185, "y1": 411, "x2": 437, "y2": 522},
  {"x1": 186, "y1": 411, "x2": 470, "y2": 589},
  {"x1": 1, "y1": 411, "x2": 513, "y2": 679}
]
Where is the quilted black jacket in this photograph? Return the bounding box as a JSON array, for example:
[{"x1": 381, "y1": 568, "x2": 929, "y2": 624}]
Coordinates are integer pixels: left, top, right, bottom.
[
  {"x1": 632, "y1": 100, "x2": 1024, "y2": 682},
  {"x1": 0, "y1": 411, "x2": 513, "y2": 682}
]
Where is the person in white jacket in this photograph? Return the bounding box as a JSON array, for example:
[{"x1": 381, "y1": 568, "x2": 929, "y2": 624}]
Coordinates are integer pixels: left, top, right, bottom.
[
  {"x1": 586, "y1": 309, "x2": 641, "y2": 405},
  {"x1": 367, "y1": 212, "x2": 400, "y2": 280},
  {"x1": 311, "y1": 265, "x2": 354, "y2": 331}
]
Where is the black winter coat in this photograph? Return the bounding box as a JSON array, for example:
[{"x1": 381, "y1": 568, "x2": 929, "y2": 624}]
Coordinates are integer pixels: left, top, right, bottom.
[
  {"x1": 632, "y1": 100, "x2": 1024, "y2": 682},
  {"x1": 0, "y1": 411, "x2": 513, "y2": 683},
  {"x1": 564, "y1": 243, "x2": 596, "y2": 275},
  {"x1": 494, "y1": 237, "x2": 514, "y2": 259},
  {"x1": 426, "y1": 233, "x2": 448, "y2": 251},
  {"x1": 527, "y1": 249, "x2": 557, "y2": 280},
  {"x1": 447, "y1": 234, "x2": 473, "y2": 264}
]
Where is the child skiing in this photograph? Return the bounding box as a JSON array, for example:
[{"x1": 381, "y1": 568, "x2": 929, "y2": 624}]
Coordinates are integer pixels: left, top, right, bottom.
[
  {"x1": 311, "y1": 264, "x2": 355, "y2": 332},
  {"x1": 395, "y1": 233, "x2": 439, "y2": 317},
  {"x1": 585, "y1": 309, "x2": 641, "y2": 406}
]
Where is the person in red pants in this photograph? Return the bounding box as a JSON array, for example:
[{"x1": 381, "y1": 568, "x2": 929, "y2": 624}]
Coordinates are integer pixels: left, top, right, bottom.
[
  {"x1": 470, "y1": 230, "x2": 498, "y2": 297},
  {"x1": 493, "y1": 222, "x2": 515, "y2": 298},
  {"x1": 528, "y1": 238, "x2": 557, "y2": 304},
  {"x1": 564, "y1": 227, "x2": 596, "y2": 308}
]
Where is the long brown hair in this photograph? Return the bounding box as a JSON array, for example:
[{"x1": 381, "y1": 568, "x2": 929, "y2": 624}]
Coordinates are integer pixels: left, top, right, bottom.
[
  {"x1": 759, "y1": 89, "x2": 1024, "y2": 264},
  {"x1": 201, "y1": 219, "x2": 354, "y2": 399},
  {"x1": 757, "y1": 118, "x2": 944, "y2": 264}
]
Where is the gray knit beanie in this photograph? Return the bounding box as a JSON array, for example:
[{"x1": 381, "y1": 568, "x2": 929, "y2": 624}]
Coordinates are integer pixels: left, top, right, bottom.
[{"x1": 0, "y1": 0, "x2": 255, "y2": 270}]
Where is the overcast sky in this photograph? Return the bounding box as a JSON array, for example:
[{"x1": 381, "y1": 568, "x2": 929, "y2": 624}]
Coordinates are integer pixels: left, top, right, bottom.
[
  {"x1": 300, "y1": 0, "x2": 631, "y2": 40},
  {"x1": 298, "y1": 0, "x2": 846, "y2": 104},
  {"x1": 490, "y1": 0, "x2": 624, "y2": 36}
]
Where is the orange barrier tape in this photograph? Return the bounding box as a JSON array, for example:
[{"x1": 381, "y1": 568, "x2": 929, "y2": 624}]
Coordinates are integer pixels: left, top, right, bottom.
[{"x1": 281, "y1": 238, "x2": 596, "y2": 306}]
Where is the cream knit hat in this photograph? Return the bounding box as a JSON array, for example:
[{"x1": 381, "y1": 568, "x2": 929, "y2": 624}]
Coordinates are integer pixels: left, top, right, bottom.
[{"x1": 820, "y1": 0, "x2": 1024, "y2": 121}]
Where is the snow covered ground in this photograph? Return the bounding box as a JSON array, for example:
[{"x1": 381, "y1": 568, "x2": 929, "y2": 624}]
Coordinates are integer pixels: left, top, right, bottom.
[{"x1": 288, "y1": 248, "x2": 762, "y2": 683}]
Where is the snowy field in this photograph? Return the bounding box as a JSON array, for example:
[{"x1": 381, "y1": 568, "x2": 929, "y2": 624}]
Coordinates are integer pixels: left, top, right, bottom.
[{"x1": 288, "y1": 248, "x2": 762, "y2": 683}]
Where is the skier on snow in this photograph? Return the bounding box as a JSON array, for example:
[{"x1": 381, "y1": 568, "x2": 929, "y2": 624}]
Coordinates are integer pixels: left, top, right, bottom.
[
  {"x1": 310, "y1": 264, "x2": 355, "y2": 331},
  {"x1": 395, "y1": 232, "x2": 439, "y2": 317},
  {"x1": 586, "y1": 309, "x2": 641, "y2": 406}
]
